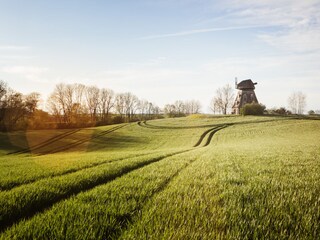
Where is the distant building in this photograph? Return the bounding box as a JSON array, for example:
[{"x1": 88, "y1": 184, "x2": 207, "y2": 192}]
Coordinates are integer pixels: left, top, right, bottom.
[{"x1": 232, "y1": 79, "x2": 258, "y2": 114}]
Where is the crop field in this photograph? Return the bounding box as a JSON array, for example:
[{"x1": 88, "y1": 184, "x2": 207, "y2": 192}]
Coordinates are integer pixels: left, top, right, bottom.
[{"x1": 0, "y1": 115, "x2": 320, "y2": 239}]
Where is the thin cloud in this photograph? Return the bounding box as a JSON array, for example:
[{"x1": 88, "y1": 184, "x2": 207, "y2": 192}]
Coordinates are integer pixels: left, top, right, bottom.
[
  {"x1": 0, "y1": 45, "x2": 30, "y2": 51},
  {"x1": 1, "y1": 65, "x2": 49, "y2": 83},
  {"x1": 139, "y1": 25, "x2": 268, "y2": 40}
]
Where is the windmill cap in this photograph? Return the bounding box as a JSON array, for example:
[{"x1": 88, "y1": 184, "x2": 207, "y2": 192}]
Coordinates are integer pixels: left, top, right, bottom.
[{"x1": 236, "y1": 79, "x2": 257, "y2": 90}]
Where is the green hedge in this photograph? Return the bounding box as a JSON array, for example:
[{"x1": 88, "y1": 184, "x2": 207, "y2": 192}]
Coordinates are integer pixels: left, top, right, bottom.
[{"x1": 241, "y1": 103, "x2": 266, "y2": 116}]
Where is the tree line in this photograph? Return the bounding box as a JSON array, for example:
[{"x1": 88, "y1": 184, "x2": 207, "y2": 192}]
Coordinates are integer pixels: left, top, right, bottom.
[
  {"x1": 0, "y1": 79, "x2": 314, "y2": 131},
  {"x1": 0, "y1": 80, "x2": 201, "y2": 131}
]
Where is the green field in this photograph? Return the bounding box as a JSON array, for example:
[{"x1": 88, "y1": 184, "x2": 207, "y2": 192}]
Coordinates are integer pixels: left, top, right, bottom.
[{"x1": 0, "y1": 116, "x2": 320, "y2": 239}]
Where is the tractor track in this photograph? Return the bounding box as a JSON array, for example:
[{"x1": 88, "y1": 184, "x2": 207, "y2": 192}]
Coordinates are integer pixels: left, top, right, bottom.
[
  {"x1": 110, "y1": 151, "x2": 206, "y2": 239},
  {"x1": 7, "y1": 129, "x2": 81, "y2": 155},
  {"x1": 8, "y1": 124, "x2": 127, "y2": 155},
  {"x1": 203, "y1": 125, "x2": 228, "y2": 147},
  {"x1": 137, "y1": 121, "x2": 219, "y2": 129},
  {"x1": 38, "y1": 124, "x2": 127, "y2": 155},
  {"x1": 0, "y1": 151, "x2": 155, "y2": 191},
  {"x1": 0, "y1": 148, "x2": 194, "y2": 233},
  {"x1": 3, "y1": 123, "x2": 226, "y2": 191},
  {"x1": 2, "y1": 122, "x2": 229, "y2": 233},
  {"x1": 138, "y1": 121, "x2": 228, "y2": 148},
  {"x1": 193, "y1": 126, "x2": 221, "y2": 147}
]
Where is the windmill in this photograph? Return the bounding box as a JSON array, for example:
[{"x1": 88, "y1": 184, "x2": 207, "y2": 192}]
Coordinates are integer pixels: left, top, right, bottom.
[{"x1": 232, "y1": 78, "x2": 259, "y2": 114}]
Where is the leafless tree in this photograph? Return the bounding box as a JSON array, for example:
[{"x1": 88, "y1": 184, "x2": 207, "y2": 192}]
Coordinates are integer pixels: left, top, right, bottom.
[
  {"x1": 115, "y1": 93, "x2": 126, "y2": 118},
  {"x1": 47, "y1": 83, "x2": 86, "y2": 124},
  {"x1": 152, "y1": 105, "x2": 161, "y2": 116},
  {"x1": 146, "y1": 102, "x2": 154, "y2": 119},
  {"x1": 122, "y1": 92, "x2": 139, "y2": 121},
  {"x1": 85, "y1": 86, "x2": 100, "y2": 122},
  {"x1": 210, "y1": 97, "x2": 222, "y2": 114},
  {"x1": 46, "y1": 83, "x2": 68, "y2": 123},
  {"x1": 24, "y1": 92, "x2": 41, "y2": 115},
  {"x1": 139, "y1": 99, "x2": 149, "y2": 118},
  {"x1": 288, "y1": 92, "x2": 306, "y2": 114},
  {"x1": 65, "y1": 84, "x2": 75, "y2": 121},
  {"x1": 0, "y1": 80, "x2": 7, "y2": 103},
  {"x1": 73, "y1": 83, "x2": 86, "y2": 116},
  {"x1": 185, "y1": 100, "x2": 201, "y2": 114},
  {"x1": 174, "y1": 100, "x2": 185, "y2": 116},
  {"x1": 210, "y1": 84, "x2": 234, "y2": 114},
  {"x1": 0, "y1": 80, "x2": 8, "y2": 124},
  {"x1": 164, "y1": 104, "x2": 176, "y2": 117},
  {"x1": 99, "y1": 88, "x2": 114, "y2": 121}
]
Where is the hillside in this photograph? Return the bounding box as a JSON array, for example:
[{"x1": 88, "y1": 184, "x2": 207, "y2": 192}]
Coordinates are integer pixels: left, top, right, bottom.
[{"x1": 0, "y1": 116, "x2": 320, "y2": 239}]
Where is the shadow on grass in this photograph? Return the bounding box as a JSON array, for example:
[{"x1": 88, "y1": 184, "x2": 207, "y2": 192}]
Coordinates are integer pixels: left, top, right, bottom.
[
  {"x1": 0, "y1": 131, "x2": 29, "y2": 156},
  {"x1": 5, "y1": 125, "x2": 129, "y2": 155},
  {"x1": 87, "y1": 133, "x2": 147, "y2": 152}
]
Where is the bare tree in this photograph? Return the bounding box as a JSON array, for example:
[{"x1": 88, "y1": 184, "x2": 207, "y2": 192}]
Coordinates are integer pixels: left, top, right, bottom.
[
  {"x1": 115, "y1": 93, "x2": 125, "y2": 118},
  {"x1": 152, "y1": 105, "x2": 160, "y2": 116},
  {"x1": 46, "y1": 83, "x2": 68, "y2": 123},
  {"x1": 122, "y1": 92, "x2": 139, "y2": 121},
  {"x1": 146, "y1": 102, "x2": 154, "y2": 119},
  {"x1": 210, "y1": 84, "x2": 234, "y2": 114},
  {"x1": 65, "y1": 84, "x2": 75, "y2": 122},
  {"x1": 99, "y1": 88, "x2": 114, "y2": 122},
  {"x1": 25, "y1": 92, "x2": 41, "y2": 115},
  {"x1": 73, "y1": 83, "x2": 86, "y2": 116},
  {"x1": 139, "y1": 99, "x2": 149, "y2": 118},
  {"x1": 0, "y1": 80, "x2": 8, "y2": 124},
  {"x1": 210, "y1": 97, "x2": 222, "y2": 114},
  {"x1": 0, "y1": 80, "x2": 7, "y2": 103},
  {"x1": 174, "y1": 100, "x2": 185, "y2": 116},
  {"x1": 85, "y1": 86, "x2": 100, "y2": 122},
  {"x1": 47, "y1": 83, "x2": 86, "y2": 124},
  {"x1": 164, "y1": 104, "x2": 176, "y2": 117},
  {"x1": 288, "y1": 92, "x2": 306, "y2": 114},
  {"x1": 185, "y1": 100, "x2": 201, "y2": 114}
]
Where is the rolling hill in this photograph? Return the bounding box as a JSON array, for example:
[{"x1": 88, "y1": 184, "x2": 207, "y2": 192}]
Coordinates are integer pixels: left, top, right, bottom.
[{"x1": 0, "y1": 115, "x2": 319, "y2": 239}]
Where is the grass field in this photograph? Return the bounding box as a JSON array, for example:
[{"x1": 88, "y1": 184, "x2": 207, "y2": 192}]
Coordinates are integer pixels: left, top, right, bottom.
[{"x1": 0, "y1": 115, "x2": 320, "y2": 239}]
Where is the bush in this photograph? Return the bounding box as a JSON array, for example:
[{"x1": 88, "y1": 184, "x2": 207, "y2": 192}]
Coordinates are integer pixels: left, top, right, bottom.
[
  {"x1": 112, "y1": 116, "x2": 124, "y2": 124},
  {"x1": 241, "y1": 103, "x2": 266, "y2": 116},
  {"x1": 266, "y1": 107, "x2": 292, "y2": 115},
  {"x1": 308, "y1": 110, "x2": 315, "y2": 115}
]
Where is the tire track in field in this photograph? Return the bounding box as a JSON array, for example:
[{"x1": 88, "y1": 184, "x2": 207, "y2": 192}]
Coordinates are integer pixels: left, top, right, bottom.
[
  {"x1": 0, "y1": 149, "x2": 194, "y2": 233},
  {"x1": 37, "y1": 124, "x2": 127, "y2": 155},
  {"x1": 7, "y1": 129, "x2": 81, "y2": 155},
  {"x1": 138, "y1": 121, "x2": 228, "y2": 148},
  {"x1": 1, "y1": 152, "x2": 154, "y2": 191},
  {"x1": 137, "y1": 121, "x2": 219, "y2": 129},
  {"x1": 203, "y1": 125, "x2": 228, "y2": 147},
  {"x1": 110, "y1": 152, "x2": 204, "y2": 239},
  {"x1": 193, "y1": 126, "x2": 222, "y2": 147},
  {"x1": 4, "y1": 121, "x2": 220, "y2": 191},
  {"x1": 2, "y1": 123, "x2": 227, "y2": 232},
  {"x1": 112, "y1": 127, "x2": 228, "y2": 238}
]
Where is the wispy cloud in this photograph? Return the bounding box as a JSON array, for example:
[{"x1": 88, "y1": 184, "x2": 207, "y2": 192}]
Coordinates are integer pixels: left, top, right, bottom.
[
  {"x1": 0, "y1": 45, "x2": 30, "y2": 51},
  {"x1": 1, "y1": 66, "x2": 49, "y2": 82},
  {"x1": 211, "y1": 0, "x2": 320, "y2": 53},
  {"x1": 139, "y1": 25, "x2": 268, "y2": 40}
]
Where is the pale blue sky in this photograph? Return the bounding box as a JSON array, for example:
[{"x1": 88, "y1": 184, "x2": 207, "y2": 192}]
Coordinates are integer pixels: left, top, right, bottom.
[{"x1": 1, "y1": 0, "x2": 319, "y2": 112}]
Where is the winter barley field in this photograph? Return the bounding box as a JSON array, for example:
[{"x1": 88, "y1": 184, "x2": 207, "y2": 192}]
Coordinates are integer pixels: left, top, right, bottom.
[{"x1": 0, "y1": 115, "x2": 320, "y2": 239}]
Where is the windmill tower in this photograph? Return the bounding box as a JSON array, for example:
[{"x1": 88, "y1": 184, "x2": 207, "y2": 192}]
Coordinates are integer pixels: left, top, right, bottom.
[{"x1": 232, "y1": 79, "x2": 258, "y2": 114}]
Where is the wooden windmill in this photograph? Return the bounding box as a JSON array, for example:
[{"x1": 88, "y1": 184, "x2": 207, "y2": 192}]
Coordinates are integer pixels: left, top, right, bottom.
[{"x1": 232, "y1": 78, "x2": 258, "y2": 114}]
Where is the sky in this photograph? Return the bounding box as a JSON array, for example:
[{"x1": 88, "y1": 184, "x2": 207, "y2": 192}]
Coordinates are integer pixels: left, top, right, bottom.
[{"x1": 0, "y1": 0, "x2": 320, "y2": 112}]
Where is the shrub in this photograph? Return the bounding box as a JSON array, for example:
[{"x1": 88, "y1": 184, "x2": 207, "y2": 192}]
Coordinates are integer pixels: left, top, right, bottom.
[
  {"x1": 241, "y1": 103, "x2": 266, "y2": 116},
  {"x1": 308, "y1": 110, "x2": 315, "y2": 115}
]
